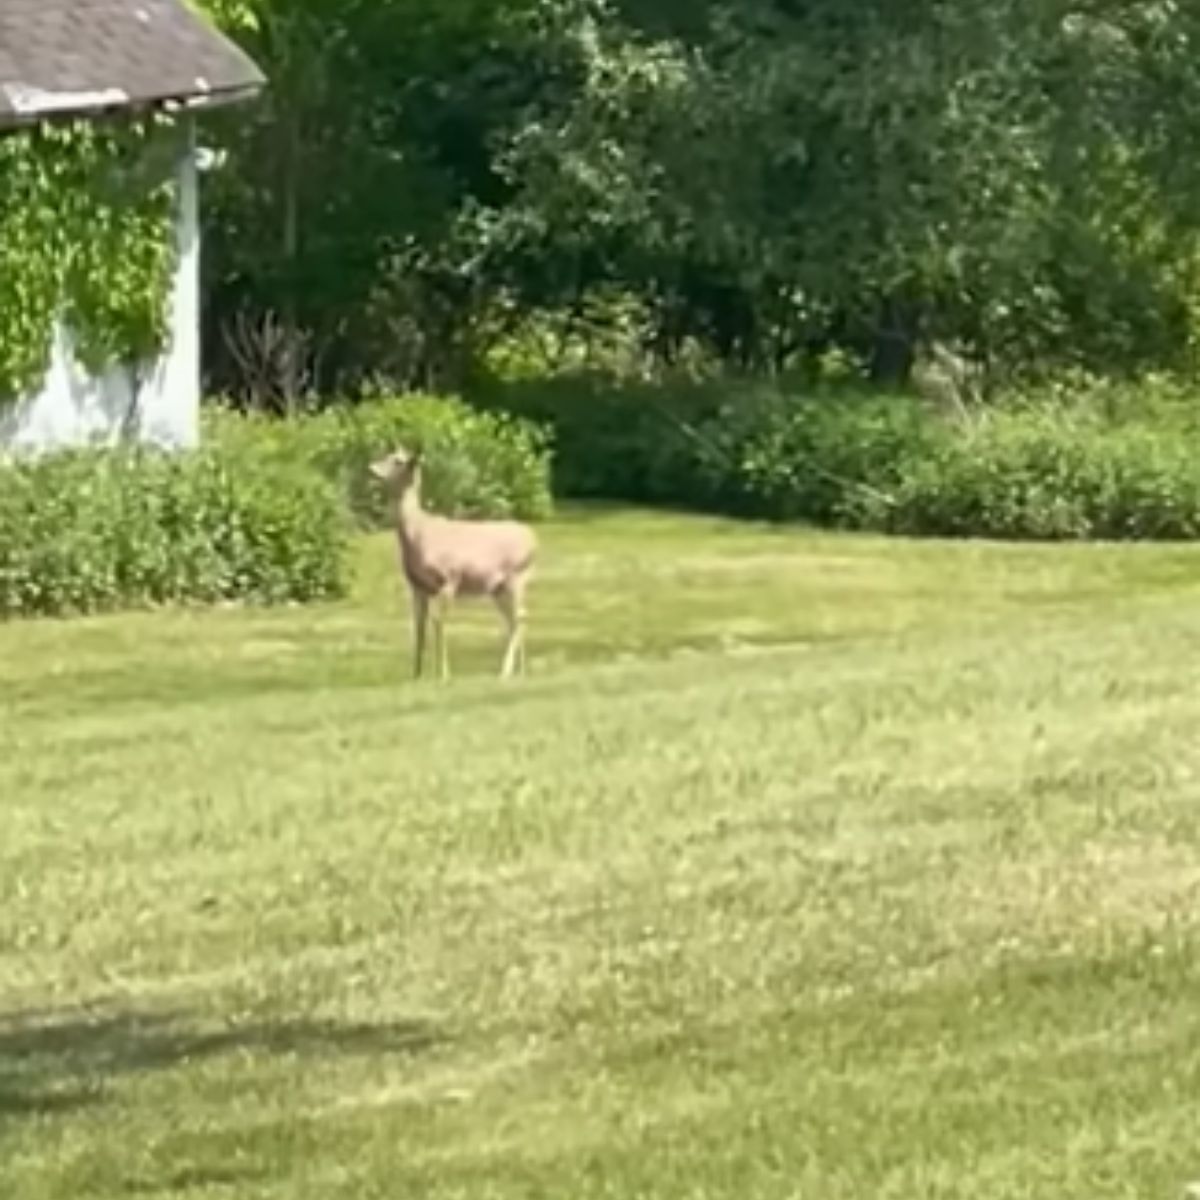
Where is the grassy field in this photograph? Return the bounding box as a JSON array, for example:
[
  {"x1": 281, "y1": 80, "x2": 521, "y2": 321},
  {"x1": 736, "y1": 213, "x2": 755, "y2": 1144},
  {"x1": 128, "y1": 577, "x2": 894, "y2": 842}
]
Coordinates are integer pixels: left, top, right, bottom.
[{"x1": 4, "y1": 507, "x2": 1200, "y2": 1199}]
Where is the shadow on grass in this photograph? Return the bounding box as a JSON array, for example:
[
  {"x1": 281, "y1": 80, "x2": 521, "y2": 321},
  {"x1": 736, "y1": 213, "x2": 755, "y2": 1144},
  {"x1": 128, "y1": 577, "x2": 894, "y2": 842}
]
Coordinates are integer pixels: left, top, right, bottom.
[{"x1": 0, "y1": 1007, "x2": 441, "y2": 1125}]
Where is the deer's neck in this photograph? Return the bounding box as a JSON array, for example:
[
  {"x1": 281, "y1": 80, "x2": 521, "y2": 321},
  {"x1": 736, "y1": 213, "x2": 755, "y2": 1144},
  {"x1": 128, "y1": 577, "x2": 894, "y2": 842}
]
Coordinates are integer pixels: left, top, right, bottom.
[{"x1": 394, "y1": 489, "x2": 428, "y2": 544}]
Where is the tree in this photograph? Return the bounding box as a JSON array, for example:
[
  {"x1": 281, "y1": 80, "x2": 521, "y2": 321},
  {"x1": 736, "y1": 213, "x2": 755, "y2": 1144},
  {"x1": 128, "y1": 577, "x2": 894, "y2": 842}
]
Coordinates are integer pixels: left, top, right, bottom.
[
  {"x1": 196, "y1": 0, "x2": 1200, "y2": 396},
  {"x1": 480, "y1": 0, "x2": 1200, "y2": 383},
  {"x1": 197, "y1": 0, "x2": 596, "y2": 401}
]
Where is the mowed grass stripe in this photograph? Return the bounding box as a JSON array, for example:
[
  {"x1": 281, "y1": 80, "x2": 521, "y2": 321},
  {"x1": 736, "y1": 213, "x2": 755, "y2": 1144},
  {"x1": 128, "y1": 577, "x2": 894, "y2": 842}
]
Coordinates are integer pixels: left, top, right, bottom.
[{"x1": 3, "y1": 509, "x2": 1200, "y2": 1198}]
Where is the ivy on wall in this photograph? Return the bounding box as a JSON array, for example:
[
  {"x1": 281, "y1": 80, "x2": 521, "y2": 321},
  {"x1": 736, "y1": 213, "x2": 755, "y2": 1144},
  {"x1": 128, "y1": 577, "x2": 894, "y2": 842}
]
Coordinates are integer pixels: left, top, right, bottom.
[{"x1": 0, "y1": 118, "x2": 178, "y2": 403}]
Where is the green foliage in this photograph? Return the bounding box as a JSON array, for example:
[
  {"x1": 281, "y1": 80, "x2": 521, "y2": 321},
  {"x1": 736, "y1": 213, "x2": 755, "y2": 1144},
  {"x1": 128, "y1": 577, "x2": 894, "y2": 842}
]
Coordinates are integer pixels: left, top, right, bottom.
[
  {"x1": 474, "y1": 376, "x2": 934, "y2": 519},
  {"x1": 203, "y1": 0, "x2": 1200, "y2": 391},
  {"x1": 469, "y1": 374, "x2": 717, "y2": 503},
  {"x1": 198, "y1": 0, "x2": 592, "y2": 399},
  {"x1": 488, "y1": 0, "x2": 1200, "y2": 382},
  {"x1": 705, "y1": 390, "x2": 938, "y2": 525},
  {"x1": 873, "y1": 411, "x2": 1200, "y2": 542},
  {"x1": 204, "y1": 393, "x2": 554, "y2": 527},
  {"x1": 477, "y1": 373, "x2": 1200, "y2": 540},
  {"x1": 0, "y1": 446, "x2": 347, "y2": 618},
  {"x1": 0, "y1": 121, "x2": 177, "y2": 401},
  {"x1": 192, "y1": 0, "x2": 261, "y2": 33}
]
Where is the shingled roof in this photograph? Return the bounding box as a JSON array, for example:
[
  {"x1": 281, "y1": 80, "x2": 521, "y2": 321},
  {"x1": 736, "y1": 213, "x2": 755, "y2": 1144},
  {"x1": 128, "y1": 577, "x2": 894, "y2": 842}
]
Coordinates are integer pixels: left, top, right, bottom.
[{"x1": 0, "y1": 0, "x2": 265, "y2": 129}]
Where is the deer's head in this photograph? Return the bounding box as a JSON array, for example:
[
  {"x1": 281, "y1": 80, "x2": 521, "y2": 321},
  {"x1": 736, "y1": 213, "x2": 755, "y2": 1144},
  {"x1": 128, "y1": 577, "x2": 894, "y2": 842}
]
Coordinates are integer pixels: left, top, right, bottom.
[{"x1": 369, "y1": 445, "x2": 424, "y2": 495}]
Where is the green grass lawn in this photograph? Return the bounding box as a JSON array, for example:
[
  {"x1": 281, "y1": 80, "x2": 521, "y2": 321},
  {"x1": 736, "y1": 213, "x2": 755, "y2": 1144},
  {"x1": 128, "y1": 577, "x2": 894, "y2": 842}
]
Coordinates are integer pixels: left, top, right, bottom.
[{"x1": 5, "y1": 507, "x2": 1200, "y2": 1199}]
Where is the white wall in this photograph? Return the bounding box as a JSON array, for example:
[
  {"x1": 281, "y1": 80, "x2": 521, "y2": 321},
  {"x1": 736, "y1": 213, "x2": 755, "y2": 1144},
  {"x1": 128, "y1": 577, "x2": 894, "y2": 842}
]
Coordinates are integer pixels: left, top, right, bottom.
[{"x1": 0, "y1": 121, "x2": 201, "y2": 454}]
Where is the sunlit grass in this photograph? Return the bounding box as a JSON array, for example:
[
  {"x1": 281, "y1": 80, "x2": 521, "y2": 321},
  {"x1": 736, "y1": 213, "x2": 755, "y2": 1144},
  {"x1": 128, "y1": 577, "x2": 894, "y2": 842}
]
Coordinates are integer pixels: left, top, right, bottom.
[{"x1": 4, "y1": 507, "x2": 1200, "y2": 1198}]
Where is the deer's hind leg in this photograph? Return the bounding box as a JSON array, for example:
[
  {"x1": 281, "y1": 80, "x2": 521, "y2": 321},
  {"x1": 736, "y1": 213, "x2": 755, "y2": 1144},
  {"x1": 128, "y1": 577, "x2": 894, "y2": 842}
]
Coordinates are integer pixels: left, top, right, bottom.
[
  {"x1": 433, "y1": 587, "x2": 455, "y2": 681},
  {"x1": 494, "y1": 577, "x2": 528, "y2": 679}
]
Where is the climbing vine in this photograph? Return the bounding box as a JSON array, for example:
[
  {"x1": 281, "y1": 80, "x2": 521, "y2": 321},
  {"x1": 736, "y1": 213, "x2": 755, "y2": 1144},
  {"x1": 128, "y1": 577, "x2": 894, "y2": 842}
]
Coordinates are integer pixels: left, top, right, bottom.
[{"x1": 0, "y1": 118, "x2": 178, "y2": 403}]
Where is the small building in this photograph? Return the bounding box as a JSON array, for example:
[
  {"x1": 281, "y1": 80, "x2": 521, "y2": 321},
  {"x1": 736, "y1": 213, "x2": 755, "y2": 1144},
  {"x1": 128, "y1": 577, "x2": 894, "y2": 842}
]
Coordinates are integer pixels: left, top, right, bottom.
[{"x1": 0, "y1": 0, "x2": 264, "y2": 451}]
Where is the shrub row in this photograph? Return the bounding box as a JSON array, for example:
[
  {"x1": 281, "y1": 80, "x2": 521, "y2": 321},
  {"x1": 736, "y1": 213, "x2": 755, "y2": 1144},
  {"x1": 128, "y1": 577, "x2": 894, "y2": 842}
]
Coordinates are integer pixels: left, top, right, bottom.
[
  {"x1": 0, "y1": 394, "x2": 553, "y2": 618},
  {"x1": 470, "y1": 374, "x2": 729, "y2": 505},
  {"x1": 473, "y1": 374, "x2": 1200, "y2": 540},
  {"x1": 0, "y1": 447, "x2": 346, "y2": 617},
  {"x1": 872, "y1": 413, "x2": 1200, "y2": 540},
  {"x1": 5, "y1": 375, "x2": 1196, "y2": 620}
]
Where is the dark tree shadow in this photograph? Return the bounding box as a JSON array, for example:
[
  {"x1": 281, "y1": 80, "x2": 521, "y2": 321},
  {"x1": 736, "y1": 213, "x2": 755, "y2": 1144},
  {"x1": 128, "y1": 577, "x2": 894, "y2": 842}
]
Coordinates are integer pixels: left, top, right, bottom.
[{"x1": 0, "y1": 1006, "x2": 442, "y2": 1125}]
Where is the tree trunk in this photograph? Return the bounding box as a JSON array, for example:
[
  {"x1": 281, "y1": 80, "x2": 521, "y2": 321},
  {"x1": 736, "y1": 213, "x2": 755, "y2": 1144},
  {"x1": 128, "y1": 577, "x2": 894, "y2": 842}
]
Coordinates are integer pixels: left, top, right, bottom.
[{"x1": 868, "y1": 297, "x2": 918, "y2": 387}]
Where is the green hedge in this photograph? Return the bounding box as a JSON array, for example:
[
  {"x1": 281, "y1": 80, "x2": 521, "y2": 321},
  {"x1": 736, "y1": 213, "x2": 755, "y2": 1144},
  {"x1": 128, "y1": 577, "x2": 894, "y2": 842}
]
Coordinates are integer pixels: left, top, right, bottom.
[
  {"x1": 205, "y1": 393, "x2": 554, "y2": 528},
  {"x1": 871, "y1": 412, "x2": 1200, "y2": 540},
  {"x1": 473, "y1": 374, "x2": 1200, "y2": 541},
  {"x1": 469, "y1": 375, "x2": 727, "y2": 505},
  {"x1": 0, "y1": 446, "x2": 347, "y2": 618},
  {"x1": 5, "y1": 378, "x2": 1194, "y2": 622},
  {"x1": 471, "y1": 376, "x2": 937, "y2": 522}
]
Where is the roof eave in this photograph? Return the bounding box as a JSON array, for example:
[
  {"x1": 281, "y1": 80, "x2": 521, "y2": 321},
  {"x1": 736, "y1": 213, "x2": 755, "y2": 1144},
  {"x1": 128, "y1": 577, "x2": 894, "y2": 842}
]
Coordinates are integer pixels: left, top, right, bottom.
[{"x1": 0, "y1": 81, "x2": 265, "y2": 132}]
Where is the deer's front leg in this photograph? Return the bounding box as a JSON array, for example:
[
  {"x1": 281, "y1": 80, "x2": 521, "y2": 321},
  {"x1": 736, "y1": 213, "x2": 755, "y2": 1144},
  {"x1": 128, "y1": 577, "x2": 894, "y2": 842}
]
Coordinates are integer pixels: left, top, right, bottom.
[{"x1": 411, "y1": 589, "x2": 429, "y2": 679}]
